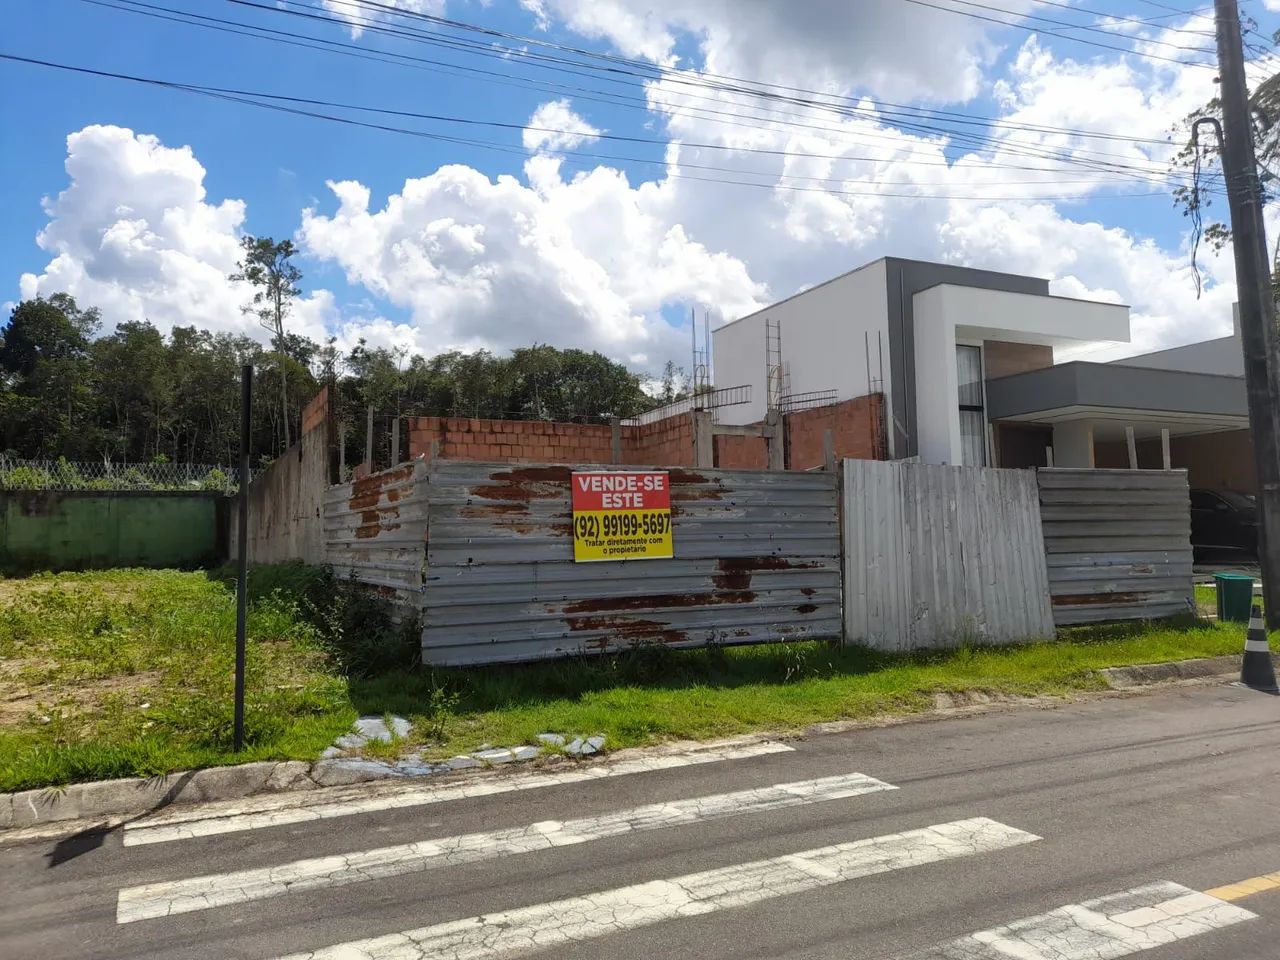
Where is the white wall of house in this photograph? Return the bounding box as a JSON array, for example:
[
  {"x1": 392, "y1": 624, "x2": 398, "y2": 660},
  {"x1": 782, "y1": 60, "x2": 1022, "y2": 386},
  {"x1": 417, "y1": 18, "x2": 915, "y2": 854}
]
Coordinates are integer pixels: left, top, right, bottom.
[
  {"x1": 712, "y1": 260, "x2": 890, "y2": 425},
  {"x1": 913, "y1": 284, "x2": 1130, "y2": 465},
  {"x1": 1053, "y1": 421, "x2": 1095, "y2": 467},
  {"x1": 1116, "y1": 336, "x2": 1243, "y2": 377}
]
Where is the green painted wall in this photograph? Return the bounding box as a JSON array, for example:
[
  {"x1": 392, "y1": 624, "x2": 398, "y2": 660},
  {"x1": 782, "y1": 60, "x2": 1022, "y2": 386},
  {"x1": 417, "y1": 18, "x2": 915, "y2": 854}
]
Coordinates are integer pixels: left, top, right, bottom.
[{"x1": 0, "y1": 492, "x2": 229, "y2": 573}]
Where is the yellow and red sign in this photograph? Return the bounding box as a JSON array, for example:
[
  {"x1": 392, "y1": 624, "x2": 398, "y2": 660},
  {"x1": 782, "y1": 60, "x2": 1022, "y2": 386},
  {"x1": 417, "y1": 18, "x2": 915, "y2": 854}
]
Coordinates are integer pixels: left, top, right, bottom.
[{"x1": 571, "y1": 470, "x2": 673, "y2": 562}]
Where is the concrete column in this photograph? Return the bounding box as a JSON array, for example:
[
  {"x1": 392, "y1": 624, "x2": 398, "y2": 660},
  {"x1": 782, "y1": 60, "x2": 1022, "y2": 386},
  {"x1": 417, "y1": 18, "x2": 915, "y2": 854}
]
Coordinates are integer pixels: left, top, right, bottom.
[
  {"x1": 1052, "y1": 420, "x2": 1094, "y2": 468},
  {"x1": 766, "y1": 410, "x2": 785, "y2": 470},
  {"x1": 693, "y1": 411, "x2": 715, "y2": 468}
]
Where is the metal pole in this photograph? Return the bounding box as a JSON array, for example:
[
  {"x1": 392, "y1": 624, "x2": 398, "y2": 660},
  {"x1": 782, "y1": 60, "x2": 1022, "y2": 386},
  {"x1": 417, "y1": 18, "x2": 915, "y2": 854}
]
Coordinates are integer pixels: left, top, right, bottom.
[
  {"x1": 234, "y1": 364, "x2": 252, "y2": 753},
  {"x1": 1212, "y1": 0, "x2": 1280, "y2": 628}
]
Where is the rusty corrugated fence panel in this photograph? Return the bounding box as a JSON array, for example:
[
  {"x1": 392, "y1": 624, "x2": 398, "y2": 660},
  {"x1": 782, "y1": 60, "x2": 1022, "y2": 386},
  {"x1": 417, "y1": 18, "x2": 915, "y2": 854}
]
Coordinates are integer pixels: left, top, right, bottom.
[
  {"x1": 324, "y1": 460, "x2": 429, "y2": 608},
  {"x1": 843, "y1": 460, "x2": 1054, "y2": 650},
  {"x1": 1037, "y1": 468, "x2": 1194, "y2": 626},
  {"x1": 421, "y1": 461, "x2": 841, "y2": 666}
]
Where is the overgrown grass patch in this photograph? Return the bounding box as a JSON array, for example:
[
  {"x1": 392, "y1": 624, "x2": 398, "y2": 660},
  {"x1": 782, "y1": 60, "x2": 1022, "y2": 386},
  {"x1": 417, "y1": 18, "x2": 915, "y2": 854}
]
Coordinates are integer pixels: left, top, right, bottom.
[
  {"x1": 355, "y1": 614, "x2": 1251, "y2": 762},
  {"x1": 0, "y1": 567, "x2": 1257, "y2": 793}
]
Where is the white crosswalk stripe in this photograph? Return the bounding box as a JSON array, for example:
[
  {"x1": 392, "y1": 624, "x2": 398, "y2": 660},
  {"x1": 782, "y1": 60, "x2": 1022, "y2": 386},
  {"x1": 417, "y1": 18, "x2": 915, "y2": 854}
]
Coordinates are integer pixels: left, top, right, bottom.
[
  {"x1": 262, "y1": 817, "x2": 1040, "y2": 960},
  {"x1": 891, "y1": 882, "x2": 1256, "y2": 959},
  {"x1": 116, "y1": 772, "x2": 896, "y2": 923},
  {"x1": 121, "y1": 740, "x2": 793, "y2": 846}
]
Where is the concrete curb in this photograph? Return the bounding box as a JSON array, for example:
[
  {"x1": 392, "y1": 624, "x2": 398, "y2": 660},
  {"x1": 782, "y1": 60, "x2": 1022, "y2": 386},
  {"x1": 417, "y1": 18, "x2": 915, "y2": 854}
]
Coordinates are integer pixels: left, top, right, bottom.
[
  {"x1": 0, "y1": 656, "x2": 1244, "y2": 833},
  {"x1": 0, "y1": 732, "x2": 775, "y2": 835},
  {"x1": 1101, "y1": 655, "x2": 1239, "y2": 689}
]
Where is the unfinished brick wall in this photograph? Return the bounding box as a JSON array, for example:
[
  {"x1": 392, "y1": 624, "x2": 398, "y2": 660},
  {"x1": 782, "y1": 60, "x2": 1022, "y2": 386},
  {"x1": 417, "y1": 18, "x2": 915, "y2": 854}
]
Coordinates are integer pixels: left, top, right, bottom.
[
  {"x1": 625, "y1": 415, "x2": 696, "y2": 466},
  {"x1": 301, "y1": 386, "x2": 330, "y2": 436},
  {"x1": 403, "y1": 394, "x2": 883, "y2": 470},
  {"x1": 407, "y1": 417, "x2": 616, "y2": 464},
  {"x1": 714, "y1": 434, "x2": 768, "y2": 469},
  {"x1": 786, "y1": 394, "x2": 885, "y2": 470}
]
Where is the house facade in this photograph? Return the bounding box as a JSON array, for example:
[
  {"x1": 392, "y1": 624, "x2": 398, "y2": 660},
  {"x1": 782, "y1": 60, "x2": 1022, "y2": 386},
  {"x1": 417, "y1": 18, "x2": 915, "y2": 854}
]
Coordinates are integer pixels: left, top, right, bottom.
[
  {"x1": 713, "y1": 257, "x2": 1130, "y2": 465},
  {"x1": 713, "y1": 256, "x2": 1253, "y2": 491}
]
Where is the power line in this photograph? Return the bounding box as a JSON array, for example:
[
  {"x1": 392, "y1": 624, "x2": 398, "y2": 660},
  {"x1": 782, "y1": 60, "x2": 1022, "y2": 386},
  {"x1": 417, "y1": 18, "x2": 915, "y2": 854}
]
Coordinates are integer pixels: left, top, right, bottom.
[
  {"x1": 894, "y1": 0, "x2": 1218, "y2": 67},
  {"x1": 229, "y1": 0, "x2": 1205, "y2": 184},
  {"x1": 230, "y1": 0, "x2": 1196, "y2": 152},
  {"x1": 0, "y1": 52, "x2": 1195, "y2": 202},
  {"x1": 932, "y1": 0, "x2": 1217, "y2": 52},
  {"x1": 81, "y1": 0, "x2": 1199, "y2": 187},
  {"x1": 1018, "y1": 0, "x2": 1214, "y2": 36},
  {"x1": 92, "y1": 0, "x2": 1180, "y2": 152},
  {"x1": 1131, "y1": 0, "x2": 1217, "y2": 25}
]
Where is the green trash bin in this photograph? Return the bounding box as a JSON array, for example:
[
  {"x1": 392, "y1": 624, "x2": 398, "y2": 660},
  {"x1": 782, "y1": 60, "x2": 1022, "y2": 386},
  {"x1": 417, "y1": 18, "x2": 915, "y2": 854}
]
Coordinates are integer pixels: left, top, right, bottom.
[{"x1": 1214, "y1": 572, "x2": 1256, "y2": 623}]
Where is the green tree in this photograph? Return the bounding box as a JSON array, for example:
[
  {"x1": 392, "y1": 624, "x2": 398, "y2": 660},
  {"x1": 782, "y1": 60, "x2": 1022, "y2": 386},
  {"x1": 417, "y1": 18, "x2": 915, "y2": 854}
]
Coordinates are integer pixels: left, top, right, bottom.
[
  {"x1": 231, "y1": 236, "x2": 303, "y2": 452},
  {"x1": 0, "y1": 295, "x2": 99, "y2": 456}
]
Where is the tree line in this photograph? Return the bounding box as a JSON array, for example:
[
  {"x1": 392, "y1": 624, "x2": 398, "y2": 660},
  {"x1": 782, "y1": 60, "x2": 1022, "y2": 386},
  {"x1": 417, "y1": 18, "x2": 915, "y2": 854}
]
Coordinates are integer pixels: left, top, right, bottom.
[{"x1": 1, "y1": 240, "x2": 684, "y2": 468}]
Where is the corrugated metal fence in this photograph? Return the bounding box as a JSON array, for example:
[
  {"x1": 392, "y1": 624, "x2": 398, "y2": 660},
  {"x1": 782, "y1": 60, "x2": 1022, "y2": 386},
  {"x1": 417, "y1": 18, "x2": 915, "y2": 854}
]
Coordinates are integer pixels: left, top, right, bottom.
[
  {"x1": 1038, "y1": 468, "x2": 1194, "y2": 625},
  {"x1": 842, "y1": 460, "x2": 1054, "y2": 650},
  {"x1": 421, "y1": 461, "x2": 842, "y2": 665},
  {"x1": 324, "y1": 460, "x2": 430, "y2": 608}
]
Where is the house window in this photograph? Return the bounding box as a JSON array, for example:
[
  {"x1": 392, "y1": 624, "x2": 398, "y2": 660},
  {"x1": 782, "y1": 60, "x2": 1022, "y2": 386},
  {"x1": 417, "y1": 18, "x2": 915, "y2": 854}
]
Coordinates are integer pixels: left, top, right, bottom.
[{"x1": 956, "y1": 344, "x2": 986, "y2": 466}]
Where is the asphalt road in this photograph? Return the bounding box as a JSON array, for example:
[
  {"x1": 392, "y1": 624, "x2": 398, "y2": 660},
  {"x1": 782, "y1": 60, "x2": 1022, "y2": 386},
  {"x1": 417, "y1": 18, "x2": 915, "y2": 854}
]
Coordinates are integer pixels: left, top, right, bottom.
[{"x1": 5, "y1": 681, "x2": 1280, "y2": 959}]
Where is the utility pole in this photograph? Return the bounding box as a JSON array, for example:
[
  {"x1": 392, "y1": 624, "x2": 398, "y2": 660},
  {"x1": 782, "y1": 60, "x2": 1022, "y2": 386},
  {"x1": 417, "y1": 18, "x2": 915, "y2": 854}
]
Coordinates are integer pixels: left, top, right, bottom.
[
  {"x1": 234, "y1": 363, "x2": 252, "y2": 752},
  {"x1": 1213, "y1": 0, "x2": 1280, "y2": 628}
]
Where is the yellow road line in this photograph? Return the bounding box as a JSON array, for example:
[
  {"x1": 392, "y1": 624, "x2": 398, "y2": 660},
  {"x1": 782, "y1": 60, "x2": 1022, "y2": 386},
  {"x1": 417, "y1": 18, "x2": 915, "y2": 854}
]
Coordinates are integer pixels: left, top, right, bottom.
[{"x1": 1205, "y1": 871, "x2": 1280, "y2": 902}]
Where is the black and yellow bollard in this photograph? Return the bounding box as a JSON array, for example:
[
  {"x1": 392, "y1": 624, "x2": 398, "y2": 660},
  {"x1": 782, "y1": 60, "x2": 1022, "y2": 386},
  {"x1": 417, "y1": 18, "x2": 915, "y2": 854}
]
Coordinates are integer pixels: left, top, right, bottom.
[{"x1": 1241, "y1": 605, "x2": 1279, "y2": 694}]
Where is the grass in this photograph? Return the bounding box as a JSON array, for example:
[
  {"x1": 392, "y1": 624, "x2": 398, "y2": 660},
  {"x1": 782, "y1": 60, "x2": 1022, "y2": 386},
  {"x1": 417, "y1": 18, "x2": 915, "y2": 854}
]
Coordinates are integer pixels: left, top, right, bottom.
[
  {"x1": 1194, "y1": 581, "x2": 1264, "y2": 617},
  {"x1": 0, "y1": 567, "x2": 1260, "y2": 793}
]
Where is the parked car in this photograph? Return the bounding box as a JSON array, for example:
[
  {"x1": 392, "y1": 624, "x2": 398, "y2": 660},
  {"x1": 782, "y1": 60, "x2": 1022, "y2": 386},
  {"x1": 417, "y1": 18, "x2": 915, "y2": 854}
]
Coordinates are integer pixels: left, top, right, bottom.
[{"x1": 1190, "y1": 488, "x2": 1258, "y2": 558}]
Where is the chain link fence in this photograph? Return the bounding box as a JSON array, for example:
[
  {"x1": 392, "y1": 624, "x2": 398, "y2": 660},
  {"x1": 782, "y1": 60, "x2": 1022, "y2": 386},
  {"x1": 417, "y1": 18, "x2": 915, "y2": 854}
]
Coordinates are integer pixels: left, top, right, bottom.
[{"x1": 0, "y1": 457, "x2": 258, "y2": 493}]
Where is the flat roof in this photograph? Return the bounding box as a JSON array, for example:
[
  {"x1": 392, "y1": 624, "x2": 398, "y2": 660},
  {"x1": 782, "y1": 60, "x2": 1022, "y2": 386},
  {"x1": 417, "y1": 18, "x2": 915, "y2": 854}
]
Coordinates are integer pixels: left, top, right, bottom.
[
  {"x1": 715, "y1": 255, "x2": 1055, "y2": 332},
  {"x1": 986, "y1": 361, "x2": 1246, "y2": 421}
]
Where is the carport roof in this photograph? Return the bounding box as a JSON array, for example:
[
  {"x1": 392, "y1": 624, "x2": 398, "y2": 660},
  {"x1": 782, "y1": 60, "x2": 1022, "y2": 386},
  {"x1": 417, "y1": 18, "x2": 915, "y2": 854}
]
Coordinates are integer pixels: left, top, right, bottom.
[{"x1": 986, "y1": 361, "x2": 1247, "y2": 429}]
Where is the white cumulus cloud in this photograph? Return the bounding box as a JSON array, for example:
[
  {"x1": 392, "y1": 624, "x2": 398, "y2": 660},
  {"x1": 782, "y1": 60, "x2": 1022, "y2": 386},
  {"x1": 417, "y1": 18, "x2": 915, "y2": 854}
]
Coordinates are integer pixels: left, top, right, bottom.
[
  {"x1": 523, "y1": 99, "x2": 602, "y2": 152},
  {"x1": 18, "y1": 124, "x2": 337, "y2": 347},
  {"x1": 297, "y1": 155, "x2": 765, "y2": 367}
]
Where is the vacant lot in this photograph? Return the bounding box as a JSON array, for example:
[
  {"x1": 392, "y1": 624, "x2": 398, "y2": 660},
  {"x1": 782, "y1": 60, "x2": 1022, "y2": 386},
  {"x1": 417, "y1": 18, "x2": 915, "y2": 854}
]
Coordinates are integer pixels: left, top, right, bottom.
[{"x1": 0, "y1": 567, "x2": 1257, "y2": 792}]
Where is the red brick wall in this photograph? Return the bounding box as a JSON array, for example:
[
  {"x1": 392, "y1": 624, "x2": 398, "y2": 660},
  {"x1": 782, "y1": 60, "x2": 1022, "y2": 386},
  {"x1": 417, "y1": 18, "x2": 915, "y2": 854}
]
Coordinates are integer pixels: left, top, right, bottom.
[
  {"x1": 786, "y1": 394, "x2": 885, "y2": 470},
  {"x1": 301, "y1": 385, "x2": 330, "y2": 436},
  {"x1": 403, "y1": 395, "x2": 883, "y2": 471},
  {"x1": 407, "y1": 416, "x2": 616, "y2": 464},
  {"x1": 625, "y1": 415, "x2": 696, "y2": 466},
  {"x1": 714, "y1": 434, "x2": 768, "y2": 469}
]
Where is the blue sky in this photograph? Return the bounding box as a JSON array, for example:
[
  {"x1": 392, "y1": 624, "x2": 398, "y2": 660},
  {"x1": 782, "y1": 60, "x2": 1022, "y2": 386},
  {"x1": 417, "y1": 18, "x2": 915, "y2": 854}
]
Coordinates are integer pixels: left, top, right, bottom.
[{"x1": 3, "y1": 0, "x2": 1277, "y2": 369}]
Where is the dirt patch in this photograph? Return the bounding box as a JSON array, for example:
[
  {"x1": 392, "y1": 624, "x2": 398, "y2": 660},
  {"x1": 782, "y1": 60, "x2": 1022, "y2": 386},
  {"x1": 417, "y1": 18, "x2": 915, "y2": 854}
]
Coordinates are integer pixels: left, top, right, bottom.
[{"x1": 0, "y1": 660, "x2": 163, "y2": 727}]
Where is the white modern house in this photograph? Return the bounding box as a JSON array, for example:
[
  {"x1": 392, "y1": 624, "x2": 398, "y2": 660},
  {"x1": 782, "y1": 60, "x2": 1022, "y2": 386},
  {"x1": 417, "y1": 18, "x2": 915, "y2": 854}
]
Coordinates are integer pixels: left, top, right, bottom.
[
  {"x1": 713, "y1": 257, "x2": 1131, "y2": 466},
  {"x1": 713, "y1": 256, "x2": 1253, "y2": 491}
]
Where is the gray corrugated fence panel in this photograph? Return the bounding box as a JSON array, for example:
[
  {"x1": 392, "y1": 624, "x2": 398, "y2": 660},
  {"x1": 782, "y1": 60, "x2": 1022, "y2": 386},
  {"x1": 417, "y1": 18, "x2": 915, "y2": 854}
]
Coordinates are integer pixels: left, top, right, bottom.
[
  {"x1": 324, "y1": 460, "x2": 429, "y2": 610},
  {"x1": 842, "y1": 460, "x2": 1053, "y2": 651},
  {"x1": 1037, "y1": 468, "x2": 1194, "y2": 626},
  {"x1": 421, "y1": 461, "x2": 842, "y2": 665}
]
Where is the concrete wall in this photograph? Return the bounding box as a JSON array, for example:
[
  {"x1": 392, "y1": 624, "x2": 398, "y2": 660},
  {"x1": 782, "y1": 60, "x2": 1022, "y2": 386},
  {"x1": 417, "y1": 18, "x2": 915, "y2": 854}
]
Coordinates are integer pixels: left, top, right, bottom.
[
  {"x1": 883, "y1": 258, "x2": 1051, "y2": 457},
  {"x1": 1, "y1": 491, "x2": 228, "y2": 574},
  {"x1": 712, "y1": 260, "x2": 890, "y2": 426},
  {"x1": 1053, "y1": 421, "x2": 1096, "y2": 468},
  {"x1": 1117, "y1": 334, "x2": 1243, "y2": 377},
  {"x1": 231, "y1": 386, "x2": 335, "y2": 565},
  {"x1": 913, "y1": 285, "x2": 1130, "y2": 465}
]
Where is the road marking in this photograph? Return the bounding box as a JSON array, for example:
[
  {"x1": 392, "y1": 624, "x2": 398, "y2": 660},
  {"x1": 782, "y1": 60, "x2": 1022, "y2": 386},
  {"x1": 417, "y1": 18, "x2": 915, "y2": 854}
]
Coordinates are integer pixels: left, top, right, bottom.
[
  {"x1": 116, "y1": 772, "x2": 896, "y2": 923},
  {"x1": 1205, "y1": 870, "x2": 1280, "y2": 902},
  {"x1": 265, "y1": 817, "x2": 1038, "y2": 960},
  {"x1": 121, "y1": 741, "x2": 793, "y2": 846},
  {"x1": 891, "y1": 881, "x2": 1255, "y2": 959}
]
